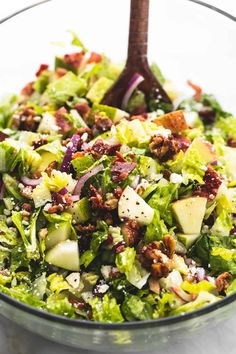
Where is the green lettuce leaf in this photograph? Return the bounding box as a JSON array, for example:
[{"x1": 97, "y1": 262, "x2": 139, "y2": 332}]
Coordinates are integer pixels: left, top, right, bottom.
[
  {"x1": 0, "y1": 284, "x2": 45, "y2": 308},
  {"x1": 46, "y1": 293, "x2": 75, "y2": 317},
  {"x1": 0, "y1": 94, "x2": 17, "y2": 128},
  {"x1": 88, "y1": 294, "x2": 124, "y2": 323},
  {"x1": 121, "y1": 294, "x2": 153, "y2": 321},
  {"x1": 210, "y1": 247, "x2": 236, "y2": 275},
  {"x1": 72, "y1": 155, "x2": 95, "y2": 177},
  {"x1": 171, "y1": 291, "x2": 218, "y2": 315},
  {"x1": 145, "y1": 210, "x2": 168, "y2": 243}
]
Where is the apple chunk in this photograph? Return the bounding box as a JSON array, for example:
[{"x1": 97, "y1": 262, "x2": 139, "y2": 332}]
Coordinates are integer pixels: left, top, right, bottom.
[
  {"x1": 45, "y1": 240, "x2": 80, "y2": 271},
  {"x1": 190, "y1": 138, "x2": 216, "y2": 164},
  {"x1": 172, "y1": 197, "x2": 207, "y2": 234},
  {"x1": 154, "y1": 110, "x2": 188, "y2": 134}
]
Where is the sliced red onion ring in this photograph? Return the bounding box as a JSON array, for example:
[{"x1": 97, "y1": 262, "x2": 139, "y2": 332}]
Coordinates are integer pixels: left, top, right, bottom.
[
  {"x1": 171, "y1": 286, "x2": 193, "y2": 303},
  {"x1": 196, "y1": 267, "x2": 205, "y2": 282},
  {"x1": 121, "y1": 73, "x2": 145, "y2": 110},
  {"x1": 131, "y1": 175, "x2": 140, "y2": 189},
  {"x1": 59, "y1": 187, "x2": 68, "y2": 195},
  {"x1": 60, "y1": 134, "x2": 81, "y2": 173},
  {"x1": 73, "y1": 164, "x2": 103, "y2": 198},
  {"x1": 21, "y1": 176, "x2": 43, "y2": 186},
  {"x1": 71, "y1": 195, "x2": 81, "y2": 202}
]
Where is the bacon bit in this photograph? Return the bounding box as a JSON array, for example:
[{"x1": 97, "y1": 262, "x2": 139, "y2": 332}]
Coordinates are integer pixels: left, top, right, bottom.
[
  {"x1": 114, "y1": 186, "x2": 123, "y2": 199},
  {"x1": 216, "y1": 272, "x2": 231, "y2": 292},
  {"x1": 89, "y1": 185, "x2": 103, "y2": 209},
  {"x1": 21, "y1": 81, "x2": 35, "y2": 97},
  {"x1": 154, "y1": 111, "x2": 188, "y2": 134},
  {"x1": 64, "y1": 52, "x2": 84, "y2": 68},
  {"x1": 32, "y1": 138, "x2": 48, "y2": 150},
  {"x1": 111, "y1": 161, "x2": 136, "y2": 182},
  {"x1": 130, "y1": 113, "x2": 148, "y2": 121},
  {"x1": 163, "y1": 235, "x2": 176, "y2": 259},
  {"x1": 193, "y1": 166, "x2": 222, "y2": 201},
  {"x1": 227, "y1": 138, "x2": 236, "y2": 148},
  {"x1": 72, "y1": 151, "x2": 85, "y2": 160},
  {"x1": 88, "y1": 139, "x2": 121, "y2": 159},
  {"x1": 121, "y1": 220, "x2": 140, "y2": 247},
  {"x1": 149, "y1": 277, "x2": 160, "y2": 294},
  {"x1": 76, "y1": 224, "x2": 96, "y2": 233},
  {"x1": 109, "y1": 267, "x2": 121, "y2": 279},
  {"x1": 113, "y1": 241, "x2": 126, "y2": 254},
  {"x1": 87, "y1": 52, "x2": 102, "y2": 64},
  {"x1": 94, "y1": 113, "x2": 113, "y2": 132},
  {"x1": 113, "y1": 151, "x2": 126, "y2": 163},
  {"x1": 187, "y1": 80, "x2": 202, "y2": 101},
  {"x1": 35, "y1": 64, "x2": 49, "y2": 77},
  {"x1": 149, "y1": 135, "x2": 180, "y2": 162},
  {"x1": 69, "y1": 298, "x2": 87, "y2": 310},
  {"x1": 55, "y1": 107, "x2": 72, "y2": 135},
  {"x1": 55, "y1": 67, "x2": 68, "y2": 78},
  {"x1": 22, "y1": 203, "x2": 32, "y2": 213},
  {"x1": 45, "y1": 161, "x2": 58, "y2": 176},
  {"x1": 74, "y1": 102, "x2": 90, "y2": 119}
]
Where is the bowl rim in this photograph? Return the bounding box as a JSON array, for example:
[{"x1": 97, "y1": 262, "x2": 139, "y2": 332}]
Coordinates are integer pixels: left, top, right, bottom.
[{"x1": 0, "y1": 0, "x2": 236, "y2": 330}]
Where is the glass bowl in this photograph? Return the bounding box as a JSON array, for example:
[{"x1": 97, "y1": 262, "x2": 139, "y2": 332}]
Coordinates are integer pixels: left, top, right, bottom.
[{"x1": 0, "y1": 0, "x2": 236, "y2": 352}]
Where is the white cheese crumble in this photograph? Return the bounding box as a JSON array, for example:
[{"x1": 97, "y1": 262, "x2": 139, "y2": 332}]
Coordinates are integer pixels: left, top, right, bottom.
[{"x1": 170, "y1": 173, "x2": 183, "y2": 184}]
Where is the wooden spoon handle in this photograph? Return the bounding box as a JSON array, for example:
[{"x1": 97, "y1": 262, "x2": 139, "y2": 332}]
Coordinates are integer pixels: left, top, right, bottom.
[{"x1": 127, "y1": 0, "x2": 149, "y2": 66}]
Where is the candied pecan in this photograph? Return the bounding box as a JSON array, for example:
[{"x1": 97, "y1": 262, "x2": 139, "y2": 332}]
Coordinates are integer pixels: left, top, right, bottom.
[
  {"x1": 76, "y1": 127, "x2": 93, "y2": 140},
  {"x1": 88, "y1": 139, "x2": 121, "y2": 159},
  {"x1": 55, "y1": 67, "x2": 67, "y2": 78},
  {"x1": 47, "y1": 204, "x2": 64, "y2": 214},
  {"x1": 21, "y1": 81, "x2": 35, "y2": 97},
  {"x1": 55, "y1": 107, "x2": 72, "y2": 135},
  {"x1": 90, "y1": 185, "x2": 104, "y2": 209},
  {"x1": 163, "y1": 235, "x2": 176, "y2": 259},
  {"x1": 227, "y1": 138, "x2": 236, "y2": 148},
  {"x1": 74, "y1": 102, "x2": 90, "y2": 119},
  {"x1": 51, "y1": 192, "x2": 73, "y2": 207},
  {"x1": 187, "y1": 80, "x2": 202, "y2": 101},
  {"x1": 113, "y1": 241, "x2": 126, "y2": 254},
  {"x1": 149, "y1": 277, "x2": 160, "y2": 294},
  {"x1": 216, "y1": 272, "x2": 231, "y2": 293},
  {"x1": 121, "y1": 220, "x2": 140, "y2": 247},
  {"x1": 104, "y1": 212, "x2": 114, "y2": 226},
  {"x1": 45, "y1": 161, "x2": 58, "y2": 176},
  {"x1": 32, "y1": 138, "x2": 48, "y2": 150},
  {"x1": 76, "y1": 224, "x2": 96, "y2": 233},
  {"x1": 163, "y1": 170, "x2": 171, "y2": 180},
  {"x1": 35, "y1": 64, "x2": 49, "y2": 77},
  {"x1": 149, "y1": 135, "x2": 180, "y2": 162},
  {"x1": 111, "y1": 161, "x2": 136, "y2": 182},
  {"x1": 151, "y1": 263, "x2": 170, "y2": 278},
  {"x1": 193, "y1": 166, "x2": 222, "y2": 201},
  {"x1": 114, "y1": 186, "x2": 123, "y2": 199},
  {"x1": 94, "y1": 113, "x2": 113, "y2": 132},
  {"x1": 64, "y1": 52, "x2": 84, "y2": 68},
  {"x1": 12, "y1": 107, "x2": 39, "y2": 131}
]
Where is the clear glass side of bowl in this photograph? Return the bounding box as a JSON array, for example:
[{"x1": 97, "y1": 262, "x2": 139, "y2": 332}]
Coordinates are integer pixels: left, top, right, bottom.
[
  {"x1": 0, "y1": 0, "x2": 236, "y2": 351},
  {"x1": 0, "y1": 0, "x2": 235, "y2": 112}
]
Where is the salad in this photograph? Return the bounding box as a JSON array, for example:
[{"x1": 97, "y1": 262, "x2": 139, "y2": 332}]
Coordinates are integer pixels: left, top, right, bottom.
[{"x1": 0, "y1": 34, "x2": 236, "y2": 323}]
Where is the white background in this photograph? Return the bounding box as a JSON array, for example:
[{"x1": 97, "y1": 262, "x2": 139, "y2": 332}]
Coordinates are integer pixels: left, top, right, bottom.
[{"x1": 0, "y1": 1, "x2": 236, "y2": 354}]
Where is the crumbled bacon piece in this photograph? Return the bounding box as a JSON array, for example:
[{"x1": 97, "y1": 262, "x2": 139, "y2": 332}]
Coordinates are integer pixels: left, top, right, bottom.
[
  {"x1": 21, "y1": 81, "x2": 35, "y2": 97},
  {"x1": 94, "y1": 113, "x2": 113, "y2": 132},
  {"x1": 88, "y1": 139, "x2": 121, "y2": 159},
  {"x1": 87, "y1": 52, "x2": 102, "y2": 64},
  {"x1": 113, "y1": 241, "x2": 126, "y2": 254},
  {"x1": 0, "y1": 131, "x2": 9, "y2": 142},
  {"x1": 111, "y1": 162, "x2": 136, "y2": 182},
  {"x1": 35, "y1": 64, "x2": 49, "y2": 77},
  {"x1": 55, "y1": 67, "x2": 67, "y2": 78},
  {"x1": 64, "y1": 52, "x2": 84, "y2": 68},
  {"x1": 74, "y1": 102, "x2": 90, "y2": 119},
  {"x1": 130, "y1": 113, "x2": 148, "y2": 121},
  {"x1": 216, "y1": 272, "x2": 231, "y2": 292},
  {"x1": 72, "y1": 151, "x2": 85, "y2": 160},
  {"x1": 193, "y1": 166, "x2": 222, "y2": 201},
  {"x1": 55, "y1": 107, "x2": 72, "y2": 135},
  {"x1": 187, "y1": 80, "x2": 202, "y2": 101},
  {"x1": 149, "y1": 135, "x2": 180, "y2": 162},
  {"x1": 121, "y1": 220, "x2": 140, "y2": 247},
  {"x1": 89, "y1": 185, "x2": 103, "y2": 209},
  {"x1": 22, "y1": 203, "x2": 32, "y2": 213}
]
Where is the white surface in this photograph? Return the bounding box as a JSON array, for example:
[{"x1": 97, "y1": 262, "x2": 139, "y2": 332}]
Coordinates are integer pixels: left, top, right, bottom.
[{"x1": 0, "y1": 1, "x2": 236, "y2": 354}]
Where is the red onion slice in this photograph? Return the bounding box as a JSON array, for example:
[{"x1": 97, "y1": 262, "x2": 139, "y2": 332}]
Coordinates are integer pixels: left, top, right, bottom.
[
  {"x1": 121, "y1": 73, "x2": 145, "y2": 110},
  {"x1": 196, "y1": 267, "x2": 205, "y2": 282},
  {"x1": 73, "y1": 164, "x2": 103, "y2": 198},
  {"x1": 71, "y1": 195, "x2": 81, "y2": 202},
  {"x1": 60, "y1": 134, "x2": 81, "y2": 173},
  {"x1": 131, "y1": 175, "x2": 140, "y2": 189},
  {"x1": 171, "y1": 286, "x2": 193, "y2": 303},
  {"x1": 21, "y1": 176, "x2": 43, "y2": 186}
]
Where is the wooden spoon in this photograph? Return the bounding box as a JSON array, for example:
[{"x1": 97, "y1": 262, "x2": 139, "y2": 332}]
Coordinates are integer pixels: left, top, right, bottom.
[{"x1": 102, "y1": 0, "x2": 172, "y2": 113}]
